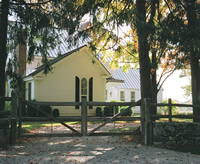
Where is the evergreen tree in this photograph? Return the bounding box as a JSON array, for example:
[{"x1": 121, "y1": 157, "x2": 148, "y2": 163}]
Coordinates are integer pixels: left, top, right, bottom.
[{"x1": 0, "y1": 0, "x2": 89, "y2": 110}]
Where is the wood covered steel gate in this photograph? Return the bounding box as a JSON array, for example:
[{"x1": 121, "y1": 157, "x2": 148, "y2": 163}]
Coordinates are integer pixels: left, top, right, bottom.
[{"x1": 18, "y1": 97, "x2": 141, "y2": 137}]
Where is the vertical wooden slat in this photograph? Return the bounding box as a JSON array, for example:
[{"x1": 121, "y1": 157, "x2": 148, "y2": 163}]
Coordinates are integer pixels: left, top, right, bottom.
[
  {"x1": 18, "y1": 97, "x2": 22, "y2": 137},
  {"x1": 81, "y1": 97, "x2": 87, "y2": 136},
  {"x1": 168, "y1": 98, "x2": 172, "y2": 123},
  {"x1": 10, "y1": 92, "x2": 17, "y2": 145},
  {"x1": 144, "y1": 98, "x2": 151, "y2": 145},
  {"x1": 149, "y1": 121, "x2": 153, "y2": 146}
]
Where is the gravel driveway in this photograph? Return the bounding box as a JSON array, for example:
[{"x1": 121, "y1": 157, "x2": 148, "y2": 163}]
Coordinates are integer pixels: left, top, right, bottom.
[{"x1": 0, "y1": 123, "x2": 200, "y2": 164}]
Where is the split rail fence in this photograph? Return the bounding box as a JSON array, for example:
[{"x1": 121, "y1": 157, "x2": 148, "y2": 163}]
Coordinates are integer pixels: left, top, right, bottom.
[
  {"x1": 1, "y1": 95, "x2": 142, "y2": 142},
  {"x1": 144, "y1": 98, "x2": 200, "y2": 145}
]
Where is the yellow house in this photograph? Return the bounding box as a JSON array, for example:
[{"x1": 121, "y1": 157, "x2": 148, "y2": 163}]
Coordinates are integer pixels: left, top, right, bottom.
[{"x1": 23, "y1": 45, "x2": 110, "y2": 116}]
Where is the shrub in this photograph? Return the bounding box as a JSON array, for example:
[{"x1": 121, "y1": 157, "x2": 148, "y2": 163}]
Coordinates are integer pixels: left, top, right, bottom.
[
  {"x1": 52, "y1": 109, "x2": 60, "y2": 117},
  {"x1": 38, "y1": 105, "x2": 52, "y2": 117},
  {"x1": 120, "y1": 106, "x2": 133, "y2": 116},
  {"x1": 103, "y1": 100, "x2": 119, "y2": 116},
  {"x1": 96, "y1": 107, "x2": 103, "y2": 116},
  {"x1": 103, "y1": 106, "x2": 113, "y2": 116},
  {"x1": 159, "y1": 99, "x2": 179, "y2": 115},
  {"x1": 26, "y1": 100, "x2": 52, "y2": 117},
  {"x1": 26, "y1": 105, "x2": 37, "y2": 117}
]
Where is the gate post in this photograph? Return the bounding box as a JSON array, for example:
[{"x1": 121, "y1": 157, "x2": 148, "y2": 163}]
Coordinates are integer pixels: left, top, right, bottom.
[
  {"x1": 10, "y1": 92, "x2": 17, "y2": 145},
  {"x1": 144, "y1": 98, "x2": 152, "y2": 145},
  {"x1": 81, "y1": 97, "x2": 87, "y2": 136},
  {"x1": 168, "y1": 98, "x2": 172, "y2": 123}
]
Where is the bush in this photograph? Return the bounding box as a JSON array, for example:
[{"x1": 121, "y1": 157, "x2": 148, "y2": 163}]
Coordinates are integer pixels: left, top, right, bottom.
[
  {"x1": 26, "y1": 100, "x2": 52, "y2": 117},
  {"x1": 26, "y1": 105, "x2": 37, "y2": 117},
  {"x1": 103, "y1": 106, "x2": 113, "y2": 116},
  {"x1": 96, "y1": 107, "x2": 103, "y2": 116},
  {"x1": 38, "y1": 105, "x2": 52, "y2": 117},
  {"x1": 52, "y1": 109, "x2": 60, "y2": 117},
  {"x1": 120, "y1": 106, "x2": 133, "y2": 116},
  {"x1": 159, "y1": 99, "x2": 179, "y2": 115},
  {"x1": 103, "y1": 100, "x2": 119, "y2": 116}
]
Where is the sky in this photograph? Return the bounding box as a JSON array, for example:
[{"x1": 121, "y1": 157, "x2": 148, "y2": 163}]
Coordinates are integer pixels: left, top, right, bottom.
[{"x1": 161, "y1": 70, "x2": 191, "y2": 103}]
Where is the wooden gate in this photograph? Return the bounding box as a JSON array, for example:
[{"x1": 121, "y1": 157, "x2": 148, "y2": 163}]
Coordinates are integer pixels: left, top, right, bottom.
[{"x1": 12, "y1": 96, "x2": 142, "y2": 138}]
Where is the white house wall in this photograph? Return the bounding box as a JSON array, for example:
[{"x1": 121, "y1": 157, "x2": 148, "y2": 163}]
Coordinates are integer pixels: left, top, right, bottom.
[
  {"x1": 106, "y1": 84, "x2": 163, "y2": 114},
  {"x1": 25, "y1": 80, "x2": 35, "y2": 100}
]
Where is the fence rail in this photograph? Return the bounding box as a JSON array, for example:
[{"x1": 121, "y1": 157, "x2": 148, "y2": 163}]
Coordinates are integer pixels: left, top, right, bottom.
[
  {"x1": 144, "y1": 98, "x2": 200, "y2": 146},
  {"x1": 18, "y1": 98, "x2": 142, "y2": 137},
  {"x1": 0, "y1": 96, "x2": 11, "y2": 101},
  {"x1": 150, "y1": 98, "x2": 200, "y2": 122},
  {"x1": 21, "y1": 116, "x2": 141, "y2": 122}
]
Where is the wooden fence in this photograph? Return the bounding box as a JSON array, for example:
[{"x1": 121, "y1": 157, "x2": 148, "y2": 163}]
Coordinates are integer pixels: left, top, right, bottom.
[
  {"x1": 144, "y1": 98, "x2": 200, "y2": 145},
  {"x1": 2, "y1": 94, "x2": 142, "y2": 140},
  {"x1": 20, "y1": 98, "x2": 141, "y2": 137},
  {"x1": 2, "y1": 95, "x2": 200, "y2": 146}
]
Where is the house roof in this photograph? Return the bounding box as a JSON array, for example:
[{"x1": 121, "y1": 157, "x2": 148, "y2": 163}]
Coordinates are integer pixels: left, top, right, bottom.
[
  {"x1": 27, "y1": 45, "x2": 111, "y2": 77},
  {"x1": 106, "y1": 77, "x2": 124, "y2": 83},
  {"x1": 31, "y1": 30, "x2": 91, "y2": 58},
  {"x1": 112, "y1": 67, "x2": 140, "y2": 89}
]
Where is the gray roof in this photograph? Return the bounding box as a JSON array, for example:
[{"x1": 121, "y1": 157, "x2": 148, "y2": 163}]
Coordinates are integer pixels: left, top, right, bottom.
[
  {"x1": 113, "y1": 67, "x2": 140, "y2": 89},
  {"x1": 106, "y1": 77, "x2": 124, "y2": 83}
]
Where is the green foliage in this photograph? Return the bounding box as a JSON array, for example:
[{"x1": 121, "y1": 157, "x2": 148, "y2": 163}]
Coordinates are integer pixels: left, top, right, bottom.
[
  {"x1": 6, "y1": 56, "x2": 24, "y2": 95},
  {"x1": 103, "y1": 106, "x2": 113, "y2": 116},
  {"x1": 181, "y1": 85, "x2": 192, "y2": 99},
  {"x1": 26, "y1": 105, "x2": 37, "y2": 117},
  {"x1": 52, "y1": 109, "x2": 60, "y2": 117},
  {"x1": 38, "y1": 105, "x2": 52, "y2": 117},
  {"x1": 96, "y1": 107, "x2": 103, "y2": 116},
  {"x1": 159, "y1": 99, "x2": 179, "y2": 115},
  {"x1": 103, "y1": 100, "x2": 119, "y2": 116},
  {"x1": 120, "y1": 106, "x2": 133, "y2": 116},
  {"x1": 26, "y1": 100, "x2": 51, "y2": 117},
  {"x1": 5, "y1": 101, "x2": 11, "y2": 111}
]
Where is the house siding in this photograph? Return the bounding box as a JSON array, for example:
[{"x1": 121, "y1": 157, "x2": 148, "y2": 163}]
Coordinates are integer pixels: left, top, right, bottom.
[{"x1": 29, "y1": 48, "x2": 108, "y2": 116}]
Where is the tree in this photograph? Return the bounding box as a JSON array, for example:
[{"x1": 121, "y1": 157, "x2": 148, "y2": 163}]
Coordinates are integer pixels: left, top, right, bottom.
[
  {"x1": 167, "y1": 0, "x2": 200, "y2": 121},
  {"x1": 184, "y1": 0, "x2": 200, "y2": 122},
  {"x1": 0, "y1": 0, "x2": 90, "y2": 111}
]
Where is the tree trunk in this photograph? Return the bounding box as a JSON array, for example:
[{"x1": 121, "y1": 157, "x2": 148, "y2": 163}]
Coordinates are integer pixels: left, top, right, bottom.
[
  {"x1": 151, "y1": 50, "x2": 157, "y2": 118},
  {"x1": 136, "y1": 0, "x2": 152, "y2": 136},
  {"x1": 186, "y1": 0, "x2": 200, "y2": 122},
  {"x1": 0, "y1": 0, "x2": 9, "y2": 111}
]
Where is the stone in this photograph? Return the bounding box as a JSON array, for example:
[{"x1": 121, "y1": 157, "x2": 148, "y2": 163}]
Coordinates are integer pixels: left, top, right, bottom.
[
  {"x1": 153, "y1": 142, "x2": 165, "y2": 148},
  {"x1": 165, "y1": 126, "x2": 175, "y2": 133},
  {"x1": 153, "y1": 123, "x2": 163, "y2": 136},
  {"x1": 165, "y1": 140, "x2": 176, "y2": 148},
  {"x1": 163, "y1": 129, "x2": 170, "y2": 137}
]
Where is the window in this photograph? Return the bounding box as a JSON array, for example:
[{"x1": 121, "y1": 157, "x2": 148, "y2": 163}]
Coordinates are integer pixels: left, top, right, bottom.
[
  {"x1": 75, "y1": 76, "x2": 80, "y2": 109},
  {"x1": 89, "y1": 78, "x2": 93, "y2": 109},
  {"x1": 28, "y1": 82, "x2": 31, "y2": 101},
  {"x1": 120, "y1": 91, "x2": 125, "y2": 102},
  {"x1": 81, "y1": 78, "x2": 87, "y2": 96},
  {"x1": 131, "y1": 91, "x2": 135, "y2": 102}
]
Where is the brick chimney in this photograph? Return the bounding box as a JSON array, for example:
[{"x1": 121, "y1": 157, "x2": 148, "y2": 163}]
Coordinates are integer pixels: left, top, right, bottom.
[{"x1": 15, "y1": 37, "x2": 27, "y2": 76}]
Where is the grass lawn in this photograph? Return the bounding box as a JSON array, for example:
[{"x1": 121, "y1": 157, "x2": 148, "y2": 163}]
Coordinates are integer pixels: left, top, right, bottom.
[
  {"x1": 22, "y1": 122, "x2": 79, "y2": 132},
  {"x1": 157, "y1": 118, "x2": 193, "y2": 122}
]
